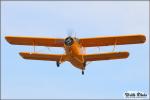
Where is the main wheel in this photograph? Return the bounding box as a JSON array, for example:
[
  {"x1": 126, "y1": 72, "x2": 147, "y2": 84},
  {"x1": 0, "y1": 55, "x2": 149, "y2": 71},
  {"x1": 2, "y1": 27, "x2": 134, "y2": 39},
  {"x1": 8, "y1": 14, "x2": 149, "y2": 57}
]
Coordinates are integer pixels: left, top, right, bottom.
[
  {"x1": 82, "y1": 70, "x2": 84, "y2": 75},
  {"x1": 56, "y1": 61, "x2": 60, "y2": 67}
]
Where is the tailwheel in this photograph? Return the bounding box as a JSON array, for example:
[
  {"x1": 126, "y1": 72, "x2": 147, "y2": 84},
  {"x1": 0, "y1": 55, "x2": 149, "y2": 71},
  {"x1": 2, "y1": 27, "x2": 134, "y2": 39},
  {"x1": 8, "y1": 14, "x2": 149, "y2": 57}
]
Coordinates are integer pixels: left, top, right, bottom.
[
  {"x1": 82, "y1": 70, "x2": 84, "y2": 75},
  {"x1": 56, "y1": 61, "x2": 60, "y2": 67}
]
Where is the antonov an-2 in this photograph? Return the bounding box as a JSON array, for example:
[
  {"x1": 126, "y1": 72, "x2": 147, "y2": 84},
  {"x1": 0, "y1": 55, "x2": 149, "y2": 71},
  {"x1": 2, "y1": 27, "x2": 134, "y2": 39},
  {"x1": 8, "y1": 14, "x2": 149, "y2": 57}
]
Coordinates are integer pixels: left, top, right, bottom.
[{"x1": 5, "y1": 34, "x2": 146, "y2": 75}]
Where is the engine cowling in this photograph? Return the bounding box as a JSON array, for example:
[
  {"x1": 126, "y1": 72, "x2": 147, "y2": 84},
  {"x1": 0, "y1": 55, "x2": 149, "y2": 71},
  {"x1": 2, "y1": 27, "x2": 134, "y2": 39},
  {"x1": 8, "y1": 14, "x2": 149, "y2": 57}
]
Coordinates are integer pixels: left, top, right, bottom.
[{"x1": 64, "y1": 36, "x2": 74, "y2": 46}]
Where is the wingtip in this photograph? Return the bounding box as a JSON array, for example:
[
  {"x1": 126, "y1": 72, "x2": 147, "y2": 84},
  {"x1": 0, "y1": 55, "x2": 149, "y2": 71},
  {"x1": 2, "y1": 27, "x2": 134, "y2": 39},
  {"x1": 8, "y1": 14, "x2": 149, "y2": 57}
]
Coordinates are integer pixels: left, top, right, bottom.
[
  {"x1": 19, "y1": 52, "x2": 26, "y2": 58},
  {"x1": 125, "y1": 52, "x2": 130, "y2": 58},
  {"x1": 143, "y1": 35, "x2": 146, "y2": 43},
  {"x1": 19, "y1": 52, "x2": 30, "y2": 58},
  {"x1": 5, "y1": 36, "x2": 9, "y2": 40},
  {"x1": 117, "y1": 51, "x2": 129, "y2": 58},
  {"x1": 5, "y1": 35, "x2": 12, "y2": 39},
  {"x1": 5, "y1": 36, "x2": 13, "y2": 44},
  {"x1": 137, "y1": 34, "x2": 146, "y2": 43}
]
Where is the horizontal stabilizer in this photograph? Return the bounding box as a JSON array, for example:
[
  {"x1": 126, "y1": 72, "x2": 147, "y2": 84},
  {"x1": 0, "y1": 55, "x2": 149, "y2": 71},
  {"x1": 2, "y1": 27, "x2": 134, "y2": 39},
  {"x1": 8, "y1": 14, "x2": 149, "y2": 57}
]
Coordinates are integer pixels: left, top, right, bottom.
[{"x1": 84, "y1": 51, "x2": 129, "y2": 61}]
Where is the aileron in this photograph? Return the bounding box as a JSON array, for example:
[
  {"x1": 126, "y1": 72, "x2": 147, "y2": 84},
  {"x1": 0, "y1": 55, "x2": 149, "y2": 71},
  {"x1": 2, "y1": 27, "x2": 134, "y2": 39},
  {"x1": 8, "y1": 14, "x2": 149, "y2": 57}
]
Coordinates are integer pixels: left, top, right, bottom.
[
  {"x1": 5, "y1": 36, "x2": 64, "y2": 47},
  {"x1": 84, "y1": 51, "x2": 129, "y2": 61},
  {"x1": 79, "y1": 34, "x2": 146, "y2": 47}
]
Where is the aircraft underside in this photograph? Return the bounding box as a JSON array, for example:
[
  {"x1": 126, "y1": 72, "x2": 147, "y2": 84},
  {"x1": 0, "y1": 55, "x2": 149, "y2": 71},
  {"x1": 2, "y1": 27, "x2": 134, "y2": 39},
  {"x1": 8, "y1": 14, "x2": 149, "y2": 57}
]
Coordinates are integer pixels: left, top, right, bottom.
[{"x1": 5, "y1": 34, "x2": 146, "y2": 75}]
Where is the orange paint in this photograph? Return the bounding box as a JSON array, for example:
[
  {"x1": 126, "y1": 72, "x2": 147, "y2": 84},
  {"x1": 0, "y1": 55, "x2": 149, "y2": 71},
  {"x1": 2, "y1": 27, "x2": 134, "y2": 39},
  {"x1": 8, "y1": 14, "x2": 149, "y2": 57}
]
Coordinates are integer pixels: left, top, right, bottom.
[{"x1": 5, "y1": 34, "x2": 146, "y2": 74}]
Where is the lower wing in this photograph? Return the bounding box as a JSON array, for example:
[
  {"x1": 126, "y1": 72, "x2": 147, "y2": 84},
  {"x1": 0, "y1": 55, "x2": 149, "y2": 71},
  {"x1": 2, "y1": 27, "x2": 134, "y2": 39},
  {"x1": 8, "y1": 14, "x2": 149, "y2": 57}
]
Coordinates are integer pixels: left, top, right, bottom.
[
  {"x1": 19, "y1": 52, "x2": 66, "y2": 62},
  {"x1": 84, "y1": 51, "x2": 129, "y2": 61}
]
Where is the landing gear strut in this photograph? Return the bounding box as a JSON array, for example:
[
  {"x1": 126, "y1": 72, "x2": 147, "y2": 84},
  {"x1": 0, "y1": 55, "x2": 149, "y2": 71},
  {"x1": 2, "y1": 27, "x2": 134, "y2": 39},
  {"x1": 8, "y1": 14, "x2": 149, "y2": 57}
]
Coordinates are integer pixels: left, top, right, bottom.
[
  {"x1": 82, "y1": 61, "x2": 86, "y2": 75},
  {"x1": 56, "y1": 61, "x2": 60, "y2": 67},
  {"x1": 83, "y1": 61, "x2": 86, "y2": 67}
]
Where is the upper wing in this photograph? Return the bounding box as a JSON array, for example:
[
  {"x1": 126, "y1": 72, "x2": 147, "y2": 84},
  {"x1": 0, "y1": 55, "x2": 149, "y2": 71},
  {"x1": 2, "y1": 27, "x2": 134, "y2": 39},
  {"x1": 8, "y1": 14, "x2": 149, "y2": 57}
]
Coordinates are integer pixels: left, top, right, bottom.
[
  {"x1": 84, "y1": 51, "x2": 129, "y2": 61},
  {"x1": 5, "y1": 36, "x2": 64, "y2": 47},
  {"x1": 79, "y1": 34, "x2": 146, "y2": 47},
  {"x1": 19, "y1": 52, "x2": 66, "y2": 61}
]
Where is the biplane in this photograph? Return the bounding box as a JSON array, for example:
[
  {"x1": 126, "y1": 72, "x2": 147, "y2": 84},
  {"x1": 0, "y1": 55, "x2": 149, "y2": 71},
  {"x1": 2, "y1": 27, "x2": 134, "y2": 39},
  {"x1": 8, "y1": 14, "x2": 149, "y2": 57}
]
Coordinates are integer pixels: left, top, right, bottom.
[{"x1": 5, "y1": 34, "x2": 146, "y2": 75}]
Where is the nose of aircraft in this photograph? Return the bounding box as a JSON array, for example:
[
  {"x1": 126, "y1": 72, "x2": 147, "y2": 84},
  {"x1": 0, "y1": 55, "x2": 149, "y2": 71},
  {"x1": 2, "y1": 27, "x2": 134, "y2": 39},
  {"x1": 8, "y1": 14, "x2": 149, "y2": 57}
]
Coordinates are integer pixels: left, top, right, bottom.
[{"x1": 64, "y1": 36, "x2": 74, "y2": 46}]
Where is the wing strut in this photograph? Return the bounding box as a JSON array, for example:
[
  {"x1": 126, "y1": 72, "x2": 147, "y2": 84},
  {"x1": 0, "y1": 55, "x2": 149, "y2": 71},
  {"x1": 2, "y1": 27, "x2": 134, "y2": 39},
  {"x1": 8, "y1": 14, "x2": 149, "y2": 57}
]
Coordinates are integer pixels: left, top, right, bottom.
[
  {"x1": 33, "y1": 40, "x2": 35, "y2": 52},
  {"x1": 98, "y1": 46, "x2": 101, "y2": 54},
  {"x1": 112, "y1": 39, "x2": 117, "y2": 52},
  {"x1": 60, "y1": 55, "x2": 63, "y2": 63}
]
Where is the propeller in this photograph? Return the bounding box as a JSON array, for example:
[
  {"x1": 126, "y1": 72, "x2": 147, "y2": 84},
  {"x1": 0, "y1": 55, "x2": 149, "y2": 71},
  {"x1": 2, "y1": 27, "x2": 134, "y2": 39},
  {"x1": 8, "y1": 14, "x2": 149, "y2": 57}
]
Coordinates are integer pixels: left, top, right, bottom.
[{"x1": 66, "y1": 29, "x2": 77, "y2": 38}]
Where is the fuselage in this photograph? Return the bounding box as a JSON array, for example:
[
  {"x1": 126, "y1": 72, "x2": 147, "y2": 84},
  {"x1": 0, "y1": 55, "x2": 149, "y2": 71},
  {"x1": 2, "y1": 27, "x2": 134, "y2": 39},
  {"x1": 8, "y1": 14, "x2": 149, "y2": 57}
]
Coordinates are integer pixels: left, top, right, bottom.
[{"x1": 64, "y1": 37, "x2": 85, "y2": 70}]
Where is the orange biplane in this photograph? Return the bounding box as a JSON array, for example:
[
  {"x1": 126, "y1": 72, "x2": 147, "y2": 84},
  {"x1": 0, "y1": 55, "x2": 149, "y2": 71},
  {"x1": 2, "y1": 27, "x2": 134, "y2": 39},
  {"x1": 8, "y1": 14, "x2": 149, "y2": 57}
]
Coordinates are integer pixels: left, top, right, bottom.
[{"x1": 5, "y1": 34, "x2": 146, "y2": 75}]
